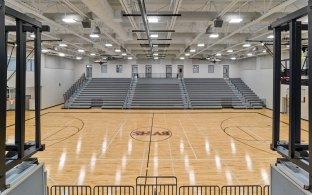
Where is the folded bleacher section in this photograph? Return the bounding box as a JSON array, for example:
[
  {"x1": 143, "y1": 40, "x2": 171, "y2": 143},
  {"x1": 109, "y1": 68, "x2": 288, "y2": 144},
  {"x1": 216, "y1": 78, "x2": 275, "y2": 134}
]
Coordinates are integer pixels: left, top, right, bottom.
[
  {"x1": 130, "y1": 78, "x2": 185, "y2": 108},
  {"x1": 64, "y1": 77, "x2": 265, "y2": 109},
  {"x1": 68, "y1": 78, "x2": 131, "y2": 108},
  {"x1": 230, "y1": 78, "x2": 264, "y2": 108},
  {"x1": 184, "y1": 78, "x2": 244, "y2": 108}
]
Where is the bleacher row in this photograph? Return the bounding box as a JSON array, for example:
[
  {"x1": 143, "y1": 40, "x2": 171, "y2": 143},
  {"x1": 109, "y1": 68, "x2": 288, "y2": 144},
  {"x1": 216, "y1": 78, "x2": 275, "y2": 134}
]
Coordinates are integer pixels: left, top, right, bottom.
[{"x1": 64, "y1": 78, "x2": 264, "y2": 109}]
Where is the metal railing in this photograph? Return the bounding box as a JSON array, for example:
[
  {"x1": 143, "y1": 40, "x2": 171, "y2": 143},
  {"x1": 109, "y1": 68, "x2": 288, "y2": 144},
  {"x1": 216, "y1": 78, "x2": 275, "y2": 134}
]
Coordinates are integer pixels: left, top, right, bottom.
[
  {"x1": 263, "y1": 185, "x2": 270, "y2": 195},
  {"x1": 179, "y1": 186, "x2": 220, "y2": 195},
  {"x1": 93, "y1": 185, "x2": 135, "y2": 195},
  {"x1": 123, "y1": 78, "x2": 136, "y2": 108},
  {"x1": 47, "y1": 184, "x2": 271, "y2": 195},
  {"x1": 137, "y1": 73, "x2": 181, "y2": 79},
  {"x1": 50, "y1": 185, "x2": 92, "y2": 195},
  {"x1": 136, "y1": 176, "x2": 177, "y2": 195},
  {"x1": 221, "y1": 185, "x2": 262, "y2": 195},
  {"x1": 63, "y1": 73, "x2": 87, "y2": 103}
]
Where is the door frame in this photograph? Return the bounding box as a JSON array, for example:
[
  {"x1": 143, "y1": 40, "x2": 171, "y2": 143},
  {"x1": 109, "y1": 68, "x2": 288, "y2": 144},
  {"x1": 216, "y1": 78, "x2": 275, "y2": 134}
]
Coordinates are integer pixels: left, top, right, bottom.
[
  {"x1": 86, "y1": 64, "x2": 92, "y2": 78},
  {"x1": 177, "y1": 65, "x2": 184, "y2": 78},
  {"x1": 132, "y1": 65, "x2": 138, "y2": 78},
  {"x1": 166, "y1": 65, "x2": 172, "y2": 78},
  {"x1": 145, "y1": 65, "x2": 152, "y2": 78},
  {"x1": 223, "y1": 65, "x2": 229, "y2": 78}
]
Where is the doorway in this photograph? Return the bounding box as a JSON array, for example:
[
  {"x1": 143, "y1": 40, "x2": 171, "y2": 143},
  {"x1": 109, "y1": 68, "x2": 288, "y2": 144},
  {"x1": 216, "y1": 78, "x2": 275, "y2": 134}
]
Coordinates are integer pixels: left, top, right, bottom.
[
  {"x1": 132, "y1": 65, "x2": 138, "y2": 78},
  {"x1": 166, "y1": 65, "x2": 172, "y2": 78},
  {"x1": 177, "y1": 65, "x2": 184, "y2": 78},
  {"x1": 86, "y1": 64, "x2": 92, "y2": 78},
  {"x1": 223, "y1": 65, "x2": 229, "y2": 78},
  {"x1": 145, "y1": 65, "x2": 152, "y2": 78}
]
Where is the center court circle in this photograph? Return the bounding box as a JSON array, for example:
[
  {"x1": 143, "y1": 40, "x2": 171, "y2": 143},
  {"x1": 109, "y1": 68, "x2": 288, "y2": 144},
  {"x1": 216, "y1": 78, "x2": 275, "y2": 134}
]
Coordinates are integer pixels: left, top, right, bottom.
[{"x1": 130, "y1": 127, "x2": 172, "y2": 142}]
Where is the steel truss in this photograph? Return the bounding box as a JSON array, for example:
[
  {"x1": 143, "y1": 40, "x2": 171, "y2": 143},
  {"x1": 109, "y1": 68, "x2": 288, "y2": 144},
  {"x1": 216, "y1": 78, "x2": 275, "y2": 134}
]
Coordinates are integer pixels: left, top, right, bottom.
[
  {"x1": 0, "y1": 0, "x2": 49, "y2": 191},
  {"x1": 270, "y1": 0, "x2": 312, "y2": 190}
]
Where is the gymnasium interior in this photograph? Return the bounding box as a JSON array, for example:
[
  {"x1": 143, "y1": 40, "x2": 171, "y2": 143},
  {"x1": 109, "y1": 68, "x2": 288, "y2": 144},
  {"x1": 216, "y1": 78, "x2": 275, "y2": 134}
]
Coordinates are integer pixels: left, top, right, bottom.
[{"x1": 1, "y1": 0, "x2": 311, "y2": 194}]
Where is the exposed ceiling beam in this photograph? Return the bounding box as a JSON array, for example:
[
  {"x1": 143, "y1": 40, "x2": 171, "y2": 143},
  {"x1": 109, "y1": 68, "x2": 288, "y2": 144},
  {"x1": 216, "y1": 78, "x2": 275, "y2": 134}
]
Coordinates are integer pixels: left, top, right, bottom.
[
  {"x1": 123, "y1": 13, "x2": 181, "y2": 17},
  {"x1": 191, "y1": 0, "x2": 298, "y2": 58}
]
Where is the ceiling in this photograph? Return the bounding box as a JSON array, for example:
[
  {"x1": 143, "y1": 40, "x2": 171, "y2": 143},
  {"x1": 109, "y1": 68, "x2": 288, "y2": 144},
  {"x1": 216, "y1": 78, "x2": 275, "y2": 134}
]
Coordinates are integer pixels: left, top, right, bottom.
[{"x1": 5, "y1": 0, "x2": 308, "y2": 61}]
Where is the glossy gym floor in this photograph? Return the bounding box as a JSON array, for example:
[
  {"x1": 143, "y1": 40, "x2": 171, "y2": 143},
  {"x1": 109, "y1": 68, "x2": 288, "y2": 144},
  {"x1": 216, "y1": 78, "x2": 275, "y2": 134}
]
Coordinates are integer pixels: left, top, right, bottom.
[{"x1": 5, "y1": 107, "x2": 309, "y2": 187}]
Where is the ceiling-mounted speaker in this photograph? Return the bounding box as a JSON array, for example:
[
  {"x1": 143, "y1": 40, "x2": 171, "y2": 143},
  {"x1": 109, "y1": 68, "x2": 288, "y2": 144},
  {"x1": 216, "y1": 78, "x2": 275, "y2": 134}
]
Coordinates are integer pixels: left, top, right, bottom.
[
  {"x1": 214, "y1": 18, "x2": 223, "y2": 28},
  {"x1": 82, "y1": 19, "x2": 91, "y2": 28}
]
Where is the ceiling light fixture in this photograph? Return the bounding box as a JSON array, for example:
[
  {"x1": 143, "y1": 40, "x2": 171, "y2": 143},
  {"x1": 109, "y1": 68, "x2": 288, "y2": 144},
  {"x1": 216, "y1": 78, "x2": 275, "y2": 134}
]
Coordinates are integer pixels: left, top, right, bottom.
[
  {"x1": 227, "y1": 49, "x2": 233, "y2": 53},
  {"x1": 122, "y1": 53, "x2": 127, "y2": 56},
  {"x1": 90, "y1": 26, "x2": 101, "y2": 38},
  {"x1": 76, "y1": 56, "x2": 82, "y2": 60},
  {"x1": 153, "y1": 53, "x2": 159, "y2": 56},
  {"x1": 243, "y1": 43, "x2": 251, "y2": 47},
  {"x1": 267, "y1": 35, "x2": 274, "y2": 39},
  {"x1": 197, "y1": 43, "x2": 205, "y2": 47},
  {"x1": 62, "y1": 18, "x2": 77, "y2": 23},
  {"x1": 59, "y1": 43, "x2": 67, "y2": 47},
  {"x1": 229, "y1": 18, "x2": 242, "y2": 23},
  {"x1": 209, "y1": 33, "x2": 219, "y2": 38},
  {"x1": 247, "y1": 53, "x2": 253, "y2": 56},
  {"x1": 59, "y1": 53, "x2": 65, "y2": 57},
  {"x1": 115, "y1": 49, "x2": 121, "y2": 52},
  {"x1": 78, "y1": 49, "x2": 85, "y2": 53},
  {"x1": 90, "y1": 53, "x2": 96, "y2": 56},
  {"x1": 216, "y1": 53, "x2": 222, "y2": 56},
  {"x1": 190, "y1": 49, "x2": 196, "y2": 53},
  {"x1": 148, "y1": 17, "x2": 159, "y2": 23},
  {"x1": 42, "y1": 49, "x2": 49, "y2": 53},
  {"x1": 128, "y1": 56, "x2": 133, "y2": 60},
  {"x1": 154, "y1": 57, "x2": 159, "y2": 60},
  {"x1": 150, "y1": 34, "x2": 158, "y2": 38},
  {"x1": 30, "y1": 34, "x2": 35, "y2": 38},
  {"x1": 105, "y1": 43, "x2": 113, "y2": 47},
  {"x1": 90, "y1": 34, "x2": 99, "y2": 38},
  {"x1": 185, "y1": 53, "x2": 190, "y2": 56},
  {"x1": 231, "y1": 57, "x2": 236, "y2": 60},
  {"x1": 180, "y1": 57, "x2": 185, "y2": 60},
  {"x1": 263, "y1": 50, "x2": 267, "y2": 53}
]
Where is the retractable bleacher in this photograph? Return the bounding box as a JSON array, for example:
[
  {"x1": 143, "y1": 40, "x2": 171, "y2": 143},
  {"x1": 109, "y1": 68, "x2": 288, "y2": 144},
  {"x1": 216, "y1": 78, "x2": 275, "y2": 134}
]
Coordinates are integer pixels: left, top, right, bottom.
[
  {"x1": 69, "y1": 78, "x2": 131, "y2": 108},
  {"x1": 230, "y1": 78, "x2": 264, "y2": 108},
  {"x1": 130, "y1": 78, "x2": 184, "y2": 108},
  {"x1": 184, "y1": 78, "x2": 243, "y2": 108}
]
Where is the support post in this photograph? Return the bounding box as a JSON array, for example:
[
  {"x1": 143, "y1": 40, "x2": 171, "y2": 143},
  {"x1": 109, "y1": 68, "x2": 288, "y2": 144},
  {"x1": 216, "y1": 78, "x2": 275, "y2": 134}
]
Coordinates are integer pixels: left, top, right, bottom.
[
  {"x1": 34, "y1": 27, "x2": 41, "y2": 149},
  {"x1": 308, "y1": 0, "x2": 312, "y2": 189},
  {"x1": 272, "y1": 27, "x2": 281, "y2": 149},
  {"x1": 15, "y1": 19, "x2": 26, "y2": 158},
  {"x1": 288, "y1": 20, "x2": 302, "y2": 158},
  {"x1": 0, "y1": 0, "x2": 7, "y2": 191}
]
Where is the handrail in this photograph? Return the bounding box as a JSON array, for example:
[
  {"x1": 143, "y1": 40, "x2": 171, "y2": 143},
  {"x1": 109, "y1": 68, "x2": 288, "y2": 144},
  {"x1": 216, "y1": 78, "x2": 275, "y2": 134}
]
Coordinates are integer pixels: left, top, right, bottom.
[
  {"x1": 137, "y1": 73, "x2": 181, "y2": 79},
  {"x1": 123, "y1": 78, "x2": 135, "y2": 108},
  {"x1": 63, "y1": 73, "x2": 86, "y2": 103}
]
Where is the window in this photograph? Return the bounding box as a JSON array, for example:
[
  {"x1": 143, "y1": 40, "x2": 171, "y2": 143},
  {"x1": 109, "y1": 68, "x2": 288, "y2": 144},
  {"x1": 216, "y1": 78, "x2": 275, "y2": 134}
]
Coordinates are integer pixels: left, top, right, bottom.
[
  {"x1": 26, "y1": 59, "x2": 34, "y2": 71},
  {"x1": 116, "y1": 65, "x2": 123, "y2": 73},
  {"x1": 101, "y1": 64, "x2": 107, "y2": 73},
  {"x1": 208, "y1": 65, "x2": 214, "y2": 73},
  {"x1": 193, "y1": 65, "x2": 199, "y2": 73},
  {"x1": 7, "y1": 57, "x2": 34, "y2": 71},
  {"x1": 7, "y1": 57, "x2": 16, "y2": 71}
]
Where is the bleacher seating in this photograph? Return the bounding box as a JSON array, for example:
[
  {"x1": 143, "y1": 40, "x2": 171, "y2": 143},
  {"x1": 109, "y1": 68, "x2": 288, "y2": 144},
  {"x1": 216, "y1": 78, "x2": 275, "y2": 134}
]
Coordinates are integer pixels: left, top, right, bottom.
[
  {"x1": 130, "y1": 78, "x2": 185, "y2": 108},
  {"x1": 184, "y1": 78, "x2": 244, "y2": 108},
  {"x1": 69, "y1": 78, "x2": 131, "y2": 108},
  {"x1": 230, "y1": 78, "x2": 264, "y2": 108}
]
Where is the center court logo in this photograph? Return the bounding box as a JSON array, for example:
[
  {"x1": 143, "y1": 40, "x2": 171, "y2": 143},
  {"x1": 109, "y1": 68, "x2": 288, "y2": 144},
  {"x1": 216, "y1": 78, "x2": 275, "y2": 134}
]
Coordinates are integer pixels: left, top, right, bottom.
[{"x1": 130, "y1": 127, "x2": 172, "y2": 142}]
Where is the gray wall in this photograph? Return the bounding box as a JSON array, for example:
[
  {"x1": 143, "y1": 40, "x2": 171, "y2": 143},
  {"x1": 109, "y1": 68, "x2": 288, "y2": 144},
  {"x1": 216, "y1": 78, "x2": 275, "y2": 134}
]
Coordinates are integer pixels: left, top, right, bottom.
[{"x1": 239, "y1": 55, "x2": 274, "y2": 108}]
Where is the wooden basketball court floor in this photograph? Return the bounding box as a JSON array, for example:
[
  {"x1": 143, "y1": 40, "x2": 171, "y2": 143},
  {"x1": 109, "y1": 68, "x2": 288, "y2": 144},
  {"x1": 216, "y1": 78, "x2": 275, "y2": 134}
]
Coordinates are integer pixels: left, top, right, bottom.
[{"x1": 5, "y1": 107, "x2": 309, "y2": 187}]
